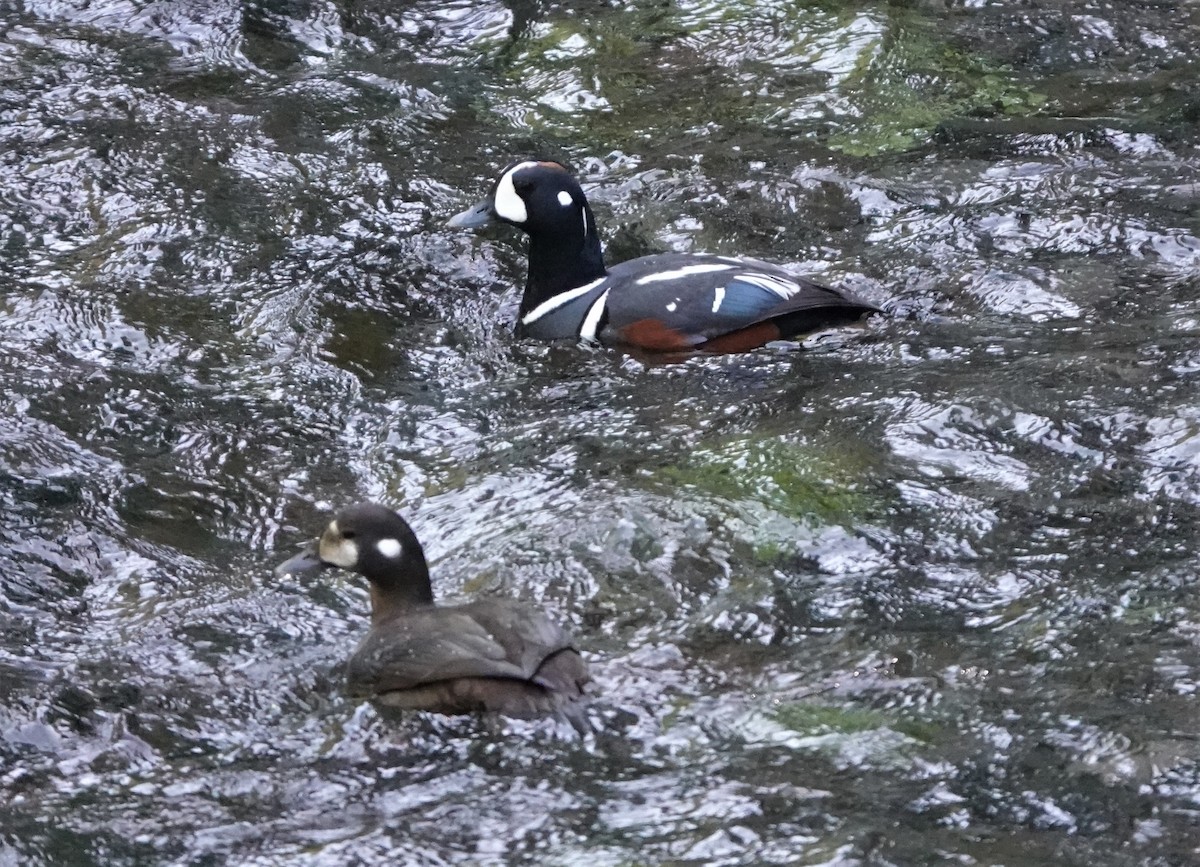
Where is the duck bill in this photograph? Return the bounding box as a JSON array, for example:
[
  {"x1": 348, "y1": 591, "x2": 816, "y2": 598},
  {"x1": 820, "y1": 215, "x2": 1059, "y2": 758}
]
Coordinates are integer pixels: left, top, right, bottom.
[
  {"x1": 274, "y1": 538, "x2": 327, "y2": 579},
  {"x1": 447, "y1": 197, "x2": 496, "y2": 229}
]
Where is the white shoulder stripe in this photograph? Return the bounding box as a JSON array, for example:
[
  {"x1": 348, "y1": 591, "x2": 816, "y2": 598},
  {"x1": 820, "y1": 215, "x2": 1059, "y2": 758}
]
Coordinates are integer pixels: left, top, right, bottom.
[
  {"x1": 579, "y1": 288, "x2": 610, "y2": 342},
  {"x1": 711, "y1": 285, "x2": 726, "y2": 313},
  {"x1": 635, "y1": 263, "x2": 735, "y2": 285},
  {"x1": 521, "y1": 277, "x2": 608, "y2": 325}
]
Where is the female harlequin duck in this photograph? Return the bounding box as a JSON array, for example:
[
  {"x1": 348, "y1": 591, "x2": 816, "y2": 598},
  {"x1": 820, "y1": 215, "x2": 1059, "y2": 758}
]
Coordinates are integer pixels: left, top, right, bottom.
[
  {"x1": 276, "y1": 503, "x2": 589, "y2": 725},
  {"x1": 448, "y1": 160, "x2": 879, "y2": 353}
]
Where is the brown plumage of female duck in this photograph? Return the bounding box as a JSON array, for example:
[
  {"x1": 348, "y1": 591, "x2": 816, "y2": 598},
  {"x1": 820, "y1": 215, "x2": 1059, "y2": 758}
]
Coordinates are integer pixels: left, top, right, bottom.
[{"x1": 276, "y1": 503, "x2": 589, "y2": 725}]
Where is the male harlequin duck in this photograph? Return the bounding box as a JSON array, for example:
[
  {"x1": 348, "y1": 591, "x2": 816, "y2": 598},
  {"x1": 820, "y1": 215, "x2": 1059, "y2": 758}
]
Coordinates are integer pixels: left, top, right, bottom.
[
  {"x1": 276, "y1": 503, "x2": 590, "y2": 725},
  {"x1": 448, "y1": 160, "x2": 879, "y2": 353}
]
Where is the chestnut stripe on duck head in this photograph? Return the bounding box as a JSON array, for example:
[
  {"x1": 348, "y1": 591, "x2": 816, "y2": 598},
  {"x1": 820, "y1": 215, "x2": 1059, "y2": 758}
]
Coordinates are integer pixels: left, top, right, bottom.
[
  {"x1": 276, "y1": 502, "x2": 590, "y2": 726},
  {"x1": 449, "y1": 160, "x2": 882, "y2": 354}
]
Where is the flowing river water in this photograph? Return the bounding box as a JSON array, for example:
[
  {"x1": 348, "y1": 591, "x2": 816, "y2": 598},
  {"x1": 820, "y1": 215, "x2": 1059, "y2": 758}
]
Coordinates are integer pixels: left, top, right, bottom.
[{"x1": 3, "y1": 0, "x2": 1200, "y2": 863}]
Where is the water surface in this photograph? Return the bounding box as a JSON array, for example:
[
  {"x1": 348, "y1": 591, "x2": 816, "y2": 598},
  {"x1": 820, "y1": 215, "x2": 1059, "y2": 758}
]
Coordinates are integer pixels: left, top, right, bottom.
[{"x1": 3, "y1": 0, "x2": 1200, "y2": 863}]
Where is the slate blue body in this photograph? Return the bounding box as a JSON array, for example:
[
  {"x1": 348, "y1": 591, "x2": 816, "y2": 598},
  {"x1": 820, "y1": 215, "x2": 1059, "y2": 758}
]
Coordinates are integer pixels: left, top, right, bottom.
[{"x1": 449, "y1": 160, "x2": 879, "y2": 353}]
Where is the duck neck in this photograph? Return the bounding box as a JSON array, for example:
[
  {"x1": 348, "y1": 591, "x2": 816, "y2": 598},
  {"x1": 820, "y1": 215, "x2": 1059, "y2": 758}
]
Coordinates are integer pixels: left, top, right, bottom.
[
  {"x1": 366, "y1": 552, "x2": 434, "y2": 625},
  {"x1": 369, "y1": 584, "x2": 432, "y2": 624},
  {"x1": 519, "y1": 206, "x2": 607, "y2": 317}
]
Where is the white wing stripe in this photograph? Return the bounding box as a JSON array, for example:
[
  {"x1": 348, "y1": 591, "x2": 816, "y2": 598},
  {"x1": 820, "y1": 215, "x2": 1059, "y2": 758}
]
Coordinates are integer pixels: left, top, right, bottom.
[
  {"x1": 635, "y1": 264, "x2": 735, "y2": 285},
  {"x1": 733, "y1": 272, "x2": 797, "y2": 299}
]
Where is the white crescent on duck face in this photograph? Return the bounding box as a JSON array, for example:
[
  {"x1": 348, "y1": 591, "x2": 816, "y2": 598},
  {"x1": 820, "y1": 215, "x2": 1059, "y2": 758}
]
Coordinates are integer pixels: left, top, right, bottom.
[
  {"x1": 492, "y1": 160, "x2": 537, "y2": 224},
  {"x1": 448, "y1": 160, "x2": 881, "y2": 354}
]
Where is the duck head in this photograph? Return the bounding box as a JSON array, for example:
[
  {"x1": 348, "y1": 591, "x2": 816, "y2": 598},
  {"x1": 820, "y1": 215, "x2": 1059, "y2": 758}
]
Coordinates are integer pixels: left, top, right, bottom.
[
  {"x1": 448, "y1": 160, "x2": 607, "y2": 303},
  {"x1": 276, "y1": 503, "x2": 433, "y2": 620}
]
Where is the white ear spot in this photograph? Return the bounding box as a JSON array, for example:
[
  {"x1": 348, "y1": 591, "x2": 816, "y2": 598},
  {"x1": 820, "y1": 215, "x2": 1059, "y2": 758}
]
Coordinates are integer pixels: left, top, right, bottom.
[
  {"x1": 376, "y1": 538, "x2": 403, "y2": 559},
  {"x1": 493, "y1": 161, "x2": 536, "y2": 224},
  {"x1": 557, "y1": 190, "x2": 573, "y2": 207}
]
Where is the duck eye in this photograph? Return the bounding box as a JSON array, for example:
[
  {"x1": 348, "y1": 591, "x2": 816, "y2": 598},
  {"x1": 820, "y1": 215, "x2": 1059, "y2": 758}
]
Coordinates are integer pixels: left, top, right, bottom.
[
  {"x1": 512, "y1": 176, "x2": 534, "y2": 193},
  {"x1": 342, "y1": 530, "x2": 357, "y2": 540}
]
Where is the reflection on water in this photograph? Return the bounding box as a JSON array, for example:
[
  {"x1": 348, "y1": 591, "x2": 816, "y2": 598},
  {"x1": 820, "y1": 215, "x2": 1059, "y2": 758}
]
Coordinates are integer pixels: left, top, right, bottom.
[{"x1": 3, "y1": 0, "x2": 1200, "y2": 863}]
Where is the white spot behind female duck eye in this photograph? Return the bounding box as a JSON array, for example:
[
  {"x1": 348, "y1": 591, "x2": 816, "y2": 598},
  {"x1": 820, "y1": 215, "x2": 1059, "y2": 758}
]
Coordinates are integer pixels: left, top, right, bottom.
[
  {"x1": 557, "y1": 190, "x2": 572, "y2": 207},
  {"x1": 494, "y1": 162, "x2": 536, "y2": 223},
  {"x1": 375, "y1": 538, "x2": 403, "y2": 559}
]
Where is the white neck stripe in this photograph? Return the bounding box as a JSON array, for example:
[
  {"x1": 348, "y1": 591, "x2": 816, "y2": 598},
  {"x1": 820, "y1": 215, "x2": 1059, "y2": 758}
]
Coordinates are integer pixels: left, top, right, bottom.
[{"x1": 521, "y1": 277, "x2": 608, "y2": 325}]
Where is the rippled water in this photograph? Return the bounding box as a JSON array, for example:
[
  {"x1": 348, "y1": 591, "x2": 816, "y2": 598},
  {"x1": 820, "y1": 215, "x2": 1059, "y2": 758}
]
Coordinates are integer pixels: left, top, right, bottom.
[{"x1": 3, "y1": 0, "x2": 1200, "y2": 863}]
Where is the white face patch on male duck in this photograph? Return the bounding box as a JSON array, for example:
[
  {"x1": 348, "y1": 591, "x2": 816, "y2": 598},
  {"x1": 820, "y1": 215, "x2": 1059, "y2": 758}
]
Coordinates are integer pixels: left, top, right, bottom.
[
  {"x1": 492, "y1": 160, "x2": 538, "y2": 224},
  {"x1": 447, "y1": 160, "x2": 880, "y2": 352}
]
